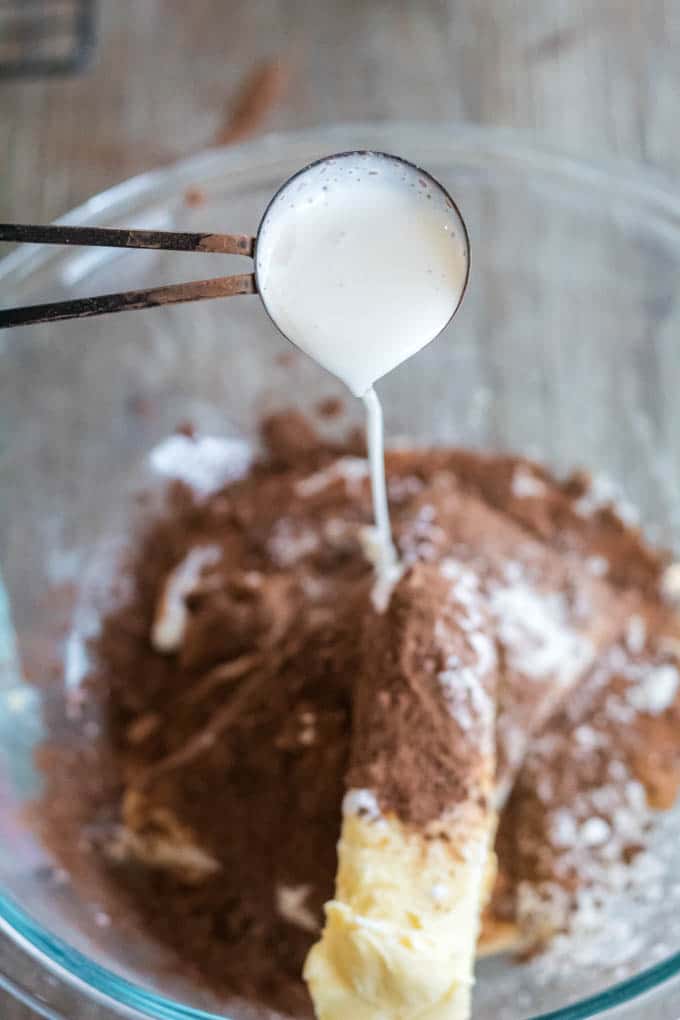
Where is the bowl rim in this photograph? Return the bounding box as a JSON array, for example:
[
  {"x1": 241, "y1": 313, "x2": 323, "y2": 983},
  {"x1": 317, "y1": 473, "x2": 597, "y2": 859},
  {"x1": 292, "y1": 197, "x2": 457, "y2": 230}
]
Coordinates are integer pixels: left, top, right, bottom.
[{"x1": 2, "y1": 119, "x2": 680, "y2": 1020}]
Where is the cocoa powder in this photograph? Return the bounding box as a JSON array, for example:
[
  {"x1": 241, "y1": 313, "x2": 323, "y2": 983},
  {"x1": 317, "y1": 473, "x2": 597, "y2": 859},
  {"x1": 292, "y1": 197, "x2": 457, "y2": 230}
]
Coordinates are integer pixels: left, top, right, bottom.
[
  {"x1": 34, "y1": 412, "x2": 680, "y2": 1016},
  {"x1": 349, "y1": 562, "x2": 496, "y2": 827}
]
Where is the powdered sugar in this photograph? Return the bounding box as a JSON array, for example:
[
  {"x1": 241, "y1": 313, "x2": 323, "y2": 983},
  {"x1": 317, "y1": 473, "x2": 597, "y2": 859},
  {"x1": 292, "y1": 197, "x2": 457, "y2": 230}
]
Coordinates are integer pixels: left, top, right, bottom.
[
  {"x1": 517, "y1": 773, "x2": 654, "y2": 943},
  {"x1": 586, "y1": 554, "x2": 609, "y2": 578},
  {"x1": 661, "y1": 562, "x2": 680, "y2": 603},
  {"x1": 64, "y1": 536, "x2": 133, "y2": 690},
  {"x1": 508, "y1": 623, "x2": 680, "y2": 966},
  {"x1": 511, "y1": 466, "x2": 547, "y2": 499},
  {"x1": 343, "y1": 788, "x2": 383, "y2": 822},
  {"x1": 438, "y1": 660, "x2": 494, "y2": 733},
  {"x1": 439, "y1": 559, "x2": 486, "y2": 631},
  {"x1": 579, "y1": 817, "x2": 611, "y2": 847},
  {"x1": 468, "y1": 630, "x2": 497, "y2": 678},
  {"x1": 626, "y1": 663, "x2": 679, "y2": 715},
  {"x1": 267, "y1": 519, "x2": 320, "y2": 566},
  {"x1": 151, "y1": 545, "x2": 221, "y2": 653},
  {"x1": 149, "y1": 434, "x2": 253, "y2": 496},
  {"x1": 625, "y1": 614, "x2": 647, "y2": 655},
  {"x1": 295, "y1": 456, "x2": 369, "y2": 498},
  {"x1": 276, "y1": 884, "x2": 320, "y2": 934},
  {"x1": 549, "y1": 810, "x2": 578, "y2": 849},
  {"x1": 507, "y1": 823, "x2": 679, "y2": 1005},
  {"x1": 387, "y1": 474, "x2": 424, "y2": 503},
  {"x1": 434, "y1": 562, "x2": 496, "y2": 735},
  {"x1": 490, "y1": 581, "x2": 594, "y2": 689},
  {"x1": 107, "y1": 822, "x2": 221, "y2": 882},
  {"x1": 574, "y1": 725, "x2": 605, "y2": 750},
  {"x1": 573, "y1": 473, "x2": 639, "y2": 526},
  {"x1": 400, "y1": 504, "x2": 447, "y2": 565}
]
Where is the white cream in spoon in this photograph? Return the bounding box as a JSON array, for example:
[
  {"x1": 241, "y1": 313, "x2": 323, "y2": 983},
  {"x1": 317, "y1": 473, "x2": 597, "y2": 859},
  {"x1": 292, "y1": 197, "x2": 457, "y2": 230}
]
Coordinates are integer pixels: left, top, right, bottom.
[{"x1": 255, "y1": 151, "x2": 469, "y2": 580}]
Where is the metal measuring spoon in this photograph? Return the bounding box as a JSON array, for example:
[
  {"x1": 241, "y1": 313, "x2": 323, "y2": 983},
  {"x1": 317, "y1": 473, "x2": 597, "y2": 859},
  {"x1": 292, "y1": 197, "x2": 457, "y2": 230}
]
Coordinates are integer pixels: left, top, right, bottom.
[{"x1": 0, "y1": 151, "x2": 469, "y2": 351}]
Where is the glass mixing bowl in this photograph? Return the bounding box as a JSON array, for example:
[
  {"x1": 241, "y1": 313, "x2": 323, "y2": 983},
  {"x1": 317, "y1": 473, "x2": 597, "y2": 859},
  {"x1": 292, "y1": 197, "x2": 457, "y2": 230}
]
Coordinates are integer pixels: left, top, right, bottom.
[{"x1": 2, "y1": 123, "x2": 680, "y2": 1020}]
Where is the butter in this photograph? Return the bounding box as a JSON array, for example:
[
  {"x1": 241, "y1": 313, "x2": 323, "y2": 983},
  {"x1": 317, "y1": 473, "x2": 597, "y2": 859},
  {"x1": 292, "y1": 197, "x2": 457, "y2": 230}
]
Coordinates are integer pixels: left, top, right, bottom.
[{"x1": 304, "y1": 801, "x2": 493, "y2": 1020}]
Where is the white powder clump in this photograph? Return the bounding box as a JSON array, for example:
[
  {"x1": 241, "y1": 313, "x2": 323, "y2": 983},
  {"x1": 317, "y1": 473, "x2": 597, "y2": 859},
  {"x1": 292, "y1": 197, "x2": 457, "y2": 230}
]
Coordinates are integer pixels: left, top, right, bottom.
[
  {"x1": 152, "y1": 545, "x2": 221, "y2": 653},
  {"x1": 580, "y1": 817, "x2": 611, "y2": 847},
  {"x1": 626, "y1": 664, "x2": 679, "y2": 715},
  {"x1": 107, "y1": 824, "x2": 221, "y2": 881},
  {"x1": 343, "y1": 789, "x2": 383, "y2": 822},
  {"x1": 586, "y1": 555, "x2": 609, "y2": 578},
  {"x1": 574, "y1": 474, "x2": 639, "y2": 525},
  {"x1": 625, "y1": 615, "x2": 646, "y2": 655},
  {"x1": 388, "y1": 475, "x2": 424, "y2": 502},
  {"x1": 439, "y1": 559, "x2": 485, "y2": 631},
  {"x1": 550, "y1": 810, "x2": 578, "y2": 849},
  {"x1": 511, "y1": 466, "x2": 547, "y2": 499},
  {"x1": 400, "y1": 504, "x2": 447, "y2": 565},
  {"x1": 64, "y1": 630, "x2": 92, "y2": 690},
  {"x1": 149, "y1": 434, "x2": 252, "y2": 496},
  {"x1": 468, "y1": 630, "x2": 497, "y2": 677},
  {"x1": 267, "y1": 519, "x2": 320, "y2": 566},
  {"x1": 490, "y1": 581, "x2": 593, "y2": 690},
  {"x1": 438, "y1": 660, "x2": 494, "y2": 733},
  {"x1": 503, "y1": 560, "x2": 523, "y2": 585},
  {"x1": 604, "y1": 695, "x2": 635, "y2": 725},
  {"x1": 662, "y1": 562, "x2": 680, "y2": 603},
  {"x1": 276, "y1": 884, "x2": 319, "y2": 934},
  {"x1": 436, "y1": 561, "x2": 495, "y2": 732},
  {"x1": 574, "y1": 725, "x2": 604, "y2": 750},
  {"x1": 295, "y1": 456, "x2": 369, "y2": 498}
]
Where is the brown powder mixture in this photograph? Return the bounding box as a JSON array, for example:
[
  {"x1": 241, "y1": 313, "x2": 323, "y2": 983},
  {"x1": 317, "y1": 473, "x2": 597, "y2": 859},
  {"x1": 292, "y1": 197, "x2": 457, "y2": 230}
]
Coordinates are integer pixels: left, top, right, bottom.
[
  {"x1": 34, "y1": 412, "x2": 680, "y2": 1018},
  {"x1": 349, "y1": 562, "x2": 497, "y2": 828}
]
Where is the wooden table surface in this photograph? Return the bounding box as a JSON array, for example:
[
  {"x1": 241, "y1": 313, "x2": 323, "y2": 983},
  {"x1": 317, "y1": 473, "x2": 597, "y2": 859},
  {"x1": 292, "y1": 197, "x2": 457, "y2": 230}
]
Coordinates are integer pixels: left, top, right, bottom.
[{"x1": 2, "y1": 1, "x2": 680, "y2": 1017}]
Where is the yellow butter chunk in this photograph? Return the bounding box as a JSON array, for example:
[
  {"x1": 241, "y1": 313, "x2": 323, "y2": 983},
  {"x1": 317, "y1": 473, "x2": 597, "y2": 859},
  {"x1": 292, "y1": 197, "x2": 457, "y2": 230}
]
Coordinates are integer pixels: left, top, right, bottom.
[{"x1": 304, "y1": 804, "x2": 493, "y2": 1020}]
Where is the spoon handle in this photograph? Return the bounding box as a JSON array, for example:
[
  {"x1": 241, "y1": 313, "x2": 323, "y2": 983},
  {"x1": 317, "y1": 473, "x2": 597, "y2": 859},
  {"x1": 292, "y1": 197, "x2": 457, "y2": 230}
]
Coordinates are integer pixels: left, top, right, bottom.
[
  {"x1": 0, "y1": 273, "x2": 257, "y2": 329},
  {"x1": 0, "y1": 223, "x2": 255, "y2": 257}
]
